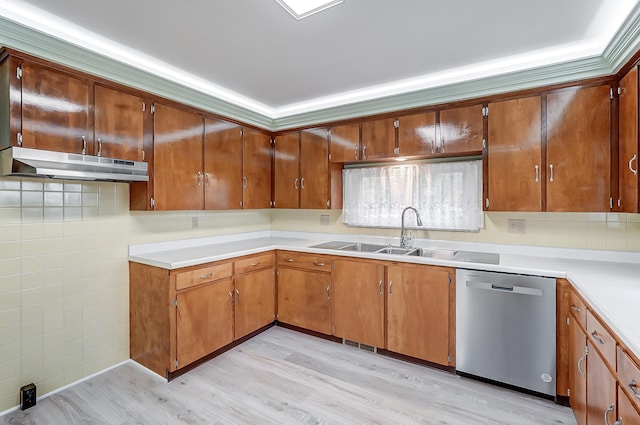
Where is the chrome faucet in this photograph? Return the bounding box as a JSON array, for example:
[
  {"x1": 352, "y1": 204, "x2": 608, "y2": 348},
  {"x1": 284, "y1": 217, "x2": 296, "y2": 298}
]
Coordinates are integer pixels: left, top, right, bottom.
[{"x1": 400, "y1": 207, "x2": 423, "y2": 248}]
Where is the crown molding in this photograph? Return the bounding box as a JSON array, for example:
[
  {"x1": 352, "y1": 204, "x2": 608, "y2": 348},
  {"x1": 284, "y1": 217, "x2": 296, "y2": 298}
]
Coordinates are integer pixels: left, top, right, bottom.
[{"x1": 2, "y1": 1, "x2": 640, "y2": 132}]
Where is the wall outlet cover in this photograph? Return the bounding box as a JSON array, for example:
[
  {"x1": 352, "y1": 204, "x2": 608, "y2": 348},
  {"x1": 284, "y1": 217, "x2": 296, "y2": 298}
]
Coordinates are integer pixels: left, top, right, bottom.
[
  {"x1": 192, "y1": 216, "x2": 199, "y2": 229},
  {"x1": 508, "y1": 219, "x2": 526, "y2": 234},
  {"x1": 20, "y1": 383, "x2": 36, "y2": 410}
]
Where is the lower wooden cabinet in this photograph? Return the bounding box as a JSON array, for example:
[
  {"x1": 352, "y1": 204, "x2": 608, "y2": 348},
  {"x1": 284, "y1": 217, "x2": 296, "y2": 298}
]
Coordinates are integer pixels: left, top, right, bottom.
[
  {"x1": 332, "y1": 259, "x2": 385, "y2": 347},
  {"x1": 386, "y1": 264, "x2": 454, "y2": 366},
  {"x1": 586, "y1": 340, "x2": 617, "y2": 425},
  {"x1": 618, "y1": 386, "x2": 640, "y2": 425},
  {"x1": 234, "y1": 261, "x2": 275, "y2": 340},
  {"x1": 568, "y1": 310, "x2": 587, "y2": 425},
  {"x1": 276, "y1": 251, "x2": 332, "y2": 334},
  {"x1": 176, "y1": 278, "x2": 234, "y2": 368}
]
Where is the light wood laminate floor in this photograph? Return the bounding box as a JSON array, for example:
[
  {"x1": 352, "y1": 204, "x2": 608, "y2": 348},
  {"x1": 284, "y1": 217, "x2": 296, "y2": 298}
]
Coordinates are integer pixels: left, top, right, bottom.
[{"x1": 2, "y1": 327, "x2": 576, "y2": 425}]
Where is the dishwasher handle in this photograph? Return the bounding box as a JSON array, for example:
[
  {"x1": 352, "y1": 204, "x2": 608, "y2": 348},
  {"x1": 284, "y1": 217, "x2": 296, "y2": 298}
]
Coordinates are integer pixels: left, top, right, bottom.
[{"x1": 466, "y1": 280, "x2": 543, "y2": 296}]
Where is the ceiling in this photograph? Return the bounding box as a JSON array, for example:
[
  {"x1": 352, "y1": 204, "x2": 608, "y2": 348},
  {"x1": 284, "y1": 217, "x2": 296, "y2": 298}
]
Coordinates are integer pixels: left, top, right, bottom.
[{"x1": 1, "y1": 0, "x2": 640, "y2": 128}]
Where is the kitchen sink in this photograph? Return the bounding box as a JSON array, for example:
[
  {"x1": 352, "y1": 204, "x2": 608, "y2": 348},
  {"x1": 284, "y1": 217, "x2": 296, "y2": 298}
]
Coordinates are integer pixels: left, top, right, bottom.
[{"x1": 310, "y1": 241, "x2": 500, "y2": 264}]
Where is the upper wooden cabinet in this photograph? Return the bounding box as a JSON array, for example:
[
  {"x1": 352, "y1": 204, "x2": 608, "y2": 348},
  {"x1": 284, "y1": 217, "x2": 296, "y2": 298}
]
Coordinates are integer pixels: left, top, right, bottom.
[
  {"x1": 153, "y1": 103, "x2": 204, "y2": 211},
  {"x1": 546, "y1": 84, "x2": 611, "y2": 212},
  {"x1": 329, "y1": 123, "x2": 360, "y2": 163},
  {"x1": 619, "y1": 66, "x2": 639, "y2": 213},
  {"x1": 242, "y1": 129, "x2": 272, "y2": 209},
  {"x1": 94, "y1": 85, "x2": 145, "y2": 161},
  {"x1": 274, "y1": 129, "x2": 342, "y2": 209},
  {"x1": 487, "y1": 96, "x2": 543, "y2": 211},
  {"x1": 19, "y1": 60, "x2": 90, "y2": 154},
  {"x1": 204, "y1": 118, "x2": 244, "y2": 210},
  {"x1": 361, "y1": 118, "x2": 396, "y2": 160},
  {"x1": 439, "y1": 104, "x2": 484, "y2": 155},
  {"x1": 397, "y1": 112, "x2": 437, "y2": 157}
]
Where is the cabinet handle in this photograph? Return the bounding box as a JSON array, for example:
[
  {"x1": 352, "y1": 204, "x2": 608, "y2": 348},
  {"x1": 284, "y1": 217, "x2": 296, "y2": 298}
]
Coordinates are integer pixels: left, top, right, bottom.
[
  {"x1": 354, "y1": 147, "x2": 359, "y2": 160},
  {"x1": 570, "y1": 304, "x2": 581, "y2": 313},
  {"x1": 549, "y1": 164, "x2": 554, "y2": 182},
  {"x1": 577, "y1": 353, "x2": 586, "y2": 378},
  {"x1": 301, "y1": 177, "x2": 305, "y2": 190},
  {"x1": 629, "y1": 380, "x2": 639, "y2": 399},
  {"x1": 285, "y1": 258, "x2": 294, "y2": 262},
  {"x1": 294, "y1": 177, "x2": 299, "y2": 190},
  {"x1": 204, "y1": 173, "x2": 210, "y2": 187},
  {"x1": 228, "y1": 291, "x2": 233, "y2": 304},
  {"x1": 440, "y1": 138, "x2": 445, "y2": 153},
  {"x1": 388, "y1": 280, "x2": 393, "y2": 295},
  {"x1": 250, "y1": 262, "x2": 261, "y2": 267},
  {"x1": 197, "y1": 172, "x2": 203, "y2": 187},
  {"x1": 591, "y1": 331, "x2": 606, "y2": 345},
  {"x1": 243, "y1": 176, "x2": 247, "y2": 188},
  {"x1": 326, "y1": 285, "x2": 330, "y2": 299},
  {"x1": 199, "y1": 272, "x2": 213, "y2": 279},
  {"x1": 378, "y1": 279, "x2": 383, "y2": 295},
  {"x1": 235, "y1": 288, "x2": 240, "y2": 303},
  {"x1": 81, "y1": 136, "x2": 87, "y2": 155},
  {"x1": 613, "y1": 418, "x2": 622, "y2": 425},
  {"x1": 362, "y1": 145, "x2": 367, "y2": 159},
  {"x1": 535, "y1": 165, "x2": 539, "y2": 182},
  {"x1": 605, "y1": 403, "x2": 615, "y2": 425},
  {"x1": 97, "y1": 138, "x2": 102, "y2": 157},
  {"x1": 630, "y1": 154, "x2": 638, "y2": 176},
  {"x1": 313, "y1": 262, "x2": 325, "y2": 267}
]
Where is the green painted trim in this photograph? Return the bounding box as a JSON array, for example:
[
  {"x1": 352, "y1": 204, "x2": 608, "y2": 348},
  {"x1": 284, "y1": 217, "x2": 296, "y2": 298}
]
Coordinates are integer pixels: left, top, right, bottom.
[{"x1": 2, "y1": 1, "x2": 640, "y2": 131}]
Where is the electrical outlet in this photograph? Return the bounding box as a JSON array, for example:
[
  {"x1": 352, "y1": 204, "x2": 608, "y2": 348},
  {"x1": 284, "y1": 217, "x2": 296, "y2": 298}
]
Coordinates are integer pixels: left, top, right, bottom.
[
  {"x1": 320, "y1": 214, "x2": 330, "y2": 225},
  {"x1": 192, "y1": 216, "x2": 199, "y2": 229},
  {"x1": 508, "y1": 219, "x2": 526, "y2": 234},
  {"x1": 20, "y1": 383, "x2": 36, "y2": 410}
]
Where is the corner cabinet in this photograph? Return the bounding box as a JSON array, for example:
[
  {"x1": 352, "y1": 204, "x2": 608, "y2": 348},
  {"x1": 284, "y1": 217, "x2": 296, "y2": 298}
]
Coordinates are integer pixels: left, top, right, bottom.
[
  {"x1": 618, "y1": 66, "x2": 639, "y2": 212},
  {"x1": 242, "y1": 129, "x2": 272, "y2": 209}
]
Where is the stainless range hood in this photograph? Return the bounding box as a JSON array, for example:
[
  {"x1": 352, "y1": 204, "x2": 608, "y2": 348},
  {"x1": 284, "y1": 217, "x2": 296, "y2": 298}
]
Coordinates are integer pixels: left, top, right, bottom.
[{"x1": 1, "y1": 147, "x2": 148, "y2": 182}]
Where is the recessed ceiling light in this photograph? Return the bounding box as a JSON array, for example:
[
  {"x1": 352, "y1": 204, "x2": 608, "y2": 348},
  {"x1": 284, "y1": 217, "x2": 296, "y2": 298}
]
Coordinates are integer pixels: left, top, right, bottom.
[{"x1": 275, "y1": 0, "x2": 344, "y2": 20}]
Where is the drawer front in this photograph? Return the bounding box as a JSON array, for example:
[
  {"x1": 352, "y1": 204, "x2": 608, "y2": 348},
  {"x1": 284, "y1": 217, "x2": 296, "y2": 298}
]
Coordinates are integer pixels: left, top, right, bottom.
[
  {"x1": 277, "y1": 251, "x2": 332, "y2": 273},
  {"x1": 618, "y1": 347, "x2": 640, "y2": 411},
  {"x1": 175, "y1": 262, "x2": 233, "y2": 291},
  {"x1": 586, "y1": 310, "x2": 616, "y2": 369},
  {"x1": 569, "y1": 289, "x2": 587, "y2": 329},
  {"x1": 234, "y1": 252, "x2": 275, "y2": 275}
]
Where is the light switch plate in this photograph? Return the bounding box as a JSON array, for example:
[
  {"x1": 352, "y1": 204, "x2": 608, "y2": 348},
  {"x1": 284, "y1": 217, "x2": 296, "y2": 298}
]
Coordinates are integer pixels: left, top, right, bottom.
[{"x1": 508, "y1": 219, "x2": 526, "y2": 234}]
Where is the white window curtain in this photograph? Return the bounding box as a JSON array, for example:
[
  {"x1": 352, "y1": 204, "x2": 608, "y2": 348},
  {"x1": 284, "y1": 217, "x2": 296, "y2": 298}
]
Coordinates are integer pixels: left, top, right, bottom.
[{"x1": 342, "y1": 160, "x2": 484, "y2": 231}]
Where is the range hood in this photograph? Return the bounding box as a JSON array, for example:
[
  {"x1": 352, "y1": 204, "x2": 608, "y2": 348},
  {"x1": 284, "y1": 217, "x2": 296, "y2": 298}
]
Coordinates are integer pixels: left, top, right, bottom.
[{"x1": 0, "y1": 147, "x2": 148, "y2": 182}]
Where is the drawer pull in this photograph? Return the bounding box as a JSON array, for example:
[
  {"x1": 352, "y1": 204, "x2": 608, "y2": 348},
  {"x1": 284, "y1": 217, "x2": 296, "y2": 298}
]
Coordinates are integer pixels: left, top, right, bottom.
[
  {"x1": 285, "y1": 258, "x2": 294, "y2": 262},
  {"x1": 570, "y1": 304, "x2": 581, "y2": 313},
  {"x1": 199, "y1": 272, "x2": 213, "y2": 279},
  {"x1": 228, "y1": 291, "x2": 233, "y2": 304},
  {"x1": 605, "y1": 403, "x2": 615, "y2": 425},
  {"x1": 314, "y1": 262, "x2": 325, "y2": 267},
  {"x1": 235, "y1": 288, "x2": 240, "y2": 303},
  {"x1": 378, "y1": 279, "x2": 383, "y2": 295},
  {"x1": 250, "y1": 262, "x2": 261, "y2": 267},
  {"x1": 591, "y1": 331, "x2": 606, "y2": 345},
  {"x1": 630, "y1": 380, "x2": 639, "y2": 398}
]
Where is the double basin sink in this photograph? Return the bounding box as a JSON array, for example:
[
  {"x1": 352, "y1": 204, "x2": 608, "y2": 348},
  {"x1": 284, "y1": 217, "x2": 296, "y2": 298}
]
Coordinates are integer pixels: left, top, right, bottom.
[{"x1": 310, "y1": 241, "x2": 500, "y2": 265}]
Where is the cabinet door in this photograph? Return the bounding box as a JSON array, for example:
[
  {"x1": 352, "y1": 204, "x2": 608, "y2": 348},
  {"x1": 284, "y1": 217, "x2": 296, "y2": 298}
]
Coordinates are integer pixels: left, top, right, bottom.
[
  {"x1": 487, "y1": 96, "x2": 543, "y2": 211},
  {"x1": 397, "y1": 112, "x2": 437, "y2": 156},
  {"x1": 176, "y1": 279, "x2": 234, "y2": 368},
  {"x1": 21, "y1": 60, "x2": 89, "y2": 153},
  {"x1": 277, "y1": 268, "x2": 331, "y2": 335},
  {"x1": 547, "y1": 85, "x2": 611, "y2": 212},
  {"x1": 387, "y1": 265, "x2": 452, "y2": 366},
  {"x1": 94, "y1": 85, "x2": 144, "y2": 160},
  {"x1": 332, "y1": 260, "x2": 385, "y2": 348},
  {"x1": 300, "y1": 128, "x2": 329, "y2": 209},
  {"x1": 330, "y1": 124, "x2": 360, "y2": 163},
  {"x1": 273, "y1": 132, "x2": 300, "y2": 209},
  {"x1": 619, "y1": 67, "x2": 639, "y2": 213},
  {"x1": 153, "y1": 103, "x2": 204, "y2": 210},
  {"x1": 361, "y1": 118, "x2": 395, "y2": 160},
  {"x1": 439, "y1": 104, "x2": 483, "y2": 155},
  {"x1": 618, "y1": 387, "x2": 640, "y2": 425},
  {"x1": 586, "y1": 341, "x2": 617, "y2": 425},
  {"x1": 234, "y1": 267, "x2": 275, "y2": 339},
  {"x1": 204, "y1": 118, "x2": 243, "y2": 210},
  {"x1": 569, "y1": 315, "x2": 587, "y2": 425},
  {"x1": 243, "y1": 130, "x2": 272, "y2": 209}
]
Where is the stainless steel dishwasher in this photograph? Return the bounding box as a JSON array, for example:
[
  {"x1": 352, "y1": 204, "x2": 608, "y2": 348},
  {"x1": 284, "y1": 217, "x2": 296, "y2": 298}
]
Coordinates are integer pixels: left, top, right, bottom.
[{"x1": 456, "y1": 269, "x2": 556, "y2": 397}]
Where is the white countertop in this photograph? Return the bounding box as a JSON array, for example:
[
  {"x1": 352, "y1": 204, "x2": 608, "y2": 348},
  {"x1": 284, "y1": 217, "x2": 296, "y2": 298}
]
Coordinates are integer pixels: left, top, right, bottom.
[{"x1": 129, "y1": 230, "x2": 640, "y2": 364}]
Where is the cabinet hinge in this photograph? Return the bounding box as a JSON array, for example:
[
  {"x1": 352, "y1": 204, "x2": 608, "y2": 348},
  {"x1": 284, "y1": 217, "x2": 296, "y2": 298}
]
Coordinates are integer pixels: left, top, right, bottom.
[
  {"x1": 328, "y1": 153, "x2": 332, "y2": 161},
  {"x1": 482, "y1": 138, "x2": 487, "y2": 149},
  {"x1": 567, "y1": 388, "x2": 571, "y2": 397},
  {"x1": 150, "y1": 198, "x2": 155, "y2": 209},
  {"x1": 485, "y1": 198, "x2": 489, "y2": 209},
  {"x1": 240, "y1": 128, "x2": 243, "y2": 137},
  {"x1": 482, "y1": 106, "x2": 489, "y2": 116},
  {"x1": 448, "y1": 274, "x2": 452, "y2": 284},
  {"x1": 141, "y1": 150, "x2": 146, "y2": 161},
  {"x1": 271, "y1": 200, "x2": 275, "y2": 208},
  {"x1": 618, "y1": 87, "x2": 622, "y2": 95},
  {"x1": 326, "y1": 199, "x2": 330, "y2": 208},
  {"x1": 448, "y1": 353, "x2": 452, "y2": 363},
  {"x1": 142, "y1": 102, "x2": 146, "y2": 112},
  {"x1": 610, "y1": 88, "x2": 614, "y2": 100},
  {"x1": 174, "y1": 298, "x2": 178, "y2": 308},
  {"x1": 17, "y1": 132, "x2": 23, "y2": 146},
  {"x1": 16, "y1": 66, "x2": 22, "y2": 80},
  {"x1": 271, "y1": 138, "x2": 275, "y2": 145},
  {"x1": 393, "y1": 147, "x2": 400, "y2": 156},
  {"x1": 150, "y1": 104, "x2": 155, "y2": 114},
  {"x1": 175, "y1": 359, "x2": 179, "y2": 368},
  {"x1": 393, "y1": 119, "x2": 399, "y2": 128},
  {"x1": 326, "y1": 128, "x2": 330, "y2": 137},
  {"x1": 584, "y1": 345, "x2": 589, "y2": 356}
]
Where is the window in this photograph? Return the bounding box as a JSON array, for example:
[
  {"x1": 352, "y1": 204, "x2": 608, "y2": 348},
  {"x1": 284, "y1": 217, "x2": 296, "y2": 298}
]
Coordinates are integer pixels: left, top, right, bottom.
[{"x1": 342, "y1": 160, "x2": 484, "y2": 231}]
